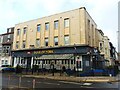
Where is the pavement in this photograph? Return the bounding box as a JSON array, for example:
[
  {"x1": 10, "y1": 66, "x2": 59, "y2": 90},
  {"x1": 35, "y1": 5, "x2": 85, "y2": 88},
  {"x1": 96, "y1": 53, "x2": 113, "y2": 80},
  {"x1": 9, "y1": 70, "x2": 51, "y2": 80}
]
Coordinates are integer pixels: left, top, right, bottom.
[{"x1": 17, "y1": 72, "x2": 120, "y2": 83}]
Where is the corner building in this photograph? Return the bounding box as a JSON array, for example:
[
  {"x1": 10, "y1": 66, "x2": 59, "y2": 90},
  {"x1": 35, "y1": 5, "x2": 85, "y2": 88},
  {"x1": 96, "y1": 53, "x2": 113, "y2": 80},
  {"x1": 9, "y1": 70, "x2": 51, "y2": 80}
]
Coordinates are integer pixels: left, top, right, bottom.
[{"x1": 12, "y1": 7, "x2": 102, "y2": 72}]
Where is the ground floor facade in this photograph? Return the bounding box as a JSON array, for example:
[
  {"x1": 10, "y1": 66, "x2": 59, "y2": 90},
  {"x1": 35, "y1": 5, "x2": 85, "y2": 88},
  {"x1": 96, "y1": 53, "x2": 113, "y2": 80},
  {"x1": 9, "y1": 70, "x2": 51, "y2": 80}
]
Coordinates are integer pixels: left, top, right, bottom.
[{"x1": 11, "y1": 45, "x2": 105, "y2": 72}]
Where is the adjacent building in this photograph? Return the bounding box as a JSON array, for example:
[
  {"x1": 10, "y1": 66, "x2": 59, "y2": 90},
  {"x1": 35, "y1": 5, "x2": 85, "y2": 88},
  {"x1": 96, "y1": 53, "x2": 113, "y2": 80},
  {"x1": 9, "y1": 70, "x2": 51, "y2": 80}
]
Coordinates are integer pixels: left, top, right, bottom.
[{"x1": 0, "y1": 27, "x2": 14, "y2": 66}]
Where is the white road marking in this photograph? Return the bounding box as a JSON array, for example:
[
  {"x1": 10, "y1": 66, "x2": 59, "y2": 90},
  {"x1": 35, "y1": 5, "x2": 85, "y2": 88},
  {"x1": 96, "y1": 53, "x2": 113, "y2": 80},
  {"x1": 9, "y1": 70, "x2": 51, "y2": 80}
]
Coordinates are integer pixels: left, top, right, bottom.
[
  {"x1": 83, "y1": 83, "x2": 92, "y2": 86},
  {"x1": 59, "y1": 81, "x2": 82, "y2": 85},
  {"x1": 43, "y1": 82, "x2": 60, "y2": 85}
]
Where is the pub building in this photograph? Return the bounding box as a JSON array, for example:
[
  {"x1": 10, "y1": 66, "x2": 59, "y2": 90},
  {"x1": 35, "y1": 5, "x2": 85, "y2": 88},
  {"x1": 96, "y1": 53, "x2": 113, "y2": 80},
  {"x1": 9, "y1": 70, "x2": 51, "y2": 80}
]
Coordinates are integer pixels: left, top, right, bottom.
[{"x1": 11, "y1": 7, "x2": 105, "y2": 74}]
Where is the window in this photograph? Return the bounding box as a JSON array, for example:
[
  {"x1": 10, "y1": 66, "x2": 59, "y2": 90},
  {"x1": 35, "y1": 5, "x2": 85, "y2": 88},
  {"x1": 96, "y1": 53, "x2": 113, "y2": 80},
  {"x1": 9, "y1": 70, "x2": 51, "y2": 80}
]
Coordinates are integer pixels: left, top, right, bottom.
[
  {"x1": 7, "y1": 34, "x2": 10, "y2": 39},
  {"x1": 71, "y1": 60, "x2": 73, "y2": 64},
  {"x1": 54, "y1": 37, "x2": 58, "y2": 46},
  {"x1": 5, "y1": 60, "x2": 8, "y2": 65},
  {"x1": 22, "y1": 41, "x2": 26, "y2": 48},
  {"x1": 2, "y1": 60, "x2": 4, "y2": 64},
  {"x1": 88, "y1": 19, "x2": 90, "y2": 30},
  {"x1": 36, "y1": 39, "x2": 40, "y2": 47},
  {"x1": 42, "y1": 60, "x2": 45, "y2": 64},
  {"x1": 45, "y1": 38, "x2": 48, "y2": 46},
  {"x1": 6, "y1": 47, "x2": 10, "y2": 53},
  {"x1": 45, "y1": 22, "x2": 49, "y2": 30},
  {"x1": 17, "y1": 29, "x2": 20, "y2": 36},
  {"x1": 23, "y1": 27, "x2": 27, "y2": 34},
  {"x1": 8, "y1": 28, "x2": 11, "y2": 33},
  {"x1": 37, "y1": 24, "x2": 41, "y2": 32},
  {"x1": 54, "y1": 20, "x2": 59, "y2": 29},
  {"x1": 85, "y1": 61, "x2": 89, "y2": 66},
  {"x1": 64, "y1": 18, "x2": 69, "y2": 28},
  {"x1": 16, "y1": 41, "x2": 19, "y2": 49},
  {"x1": 64, "y1": 35, "x2": 69, "y2": 45},
  {"x1": 38, "y1": 61, "x2": 41, "y2": 64},
  {"x1": 100, "y1": 43, "x2": 102, "y2": 50}
]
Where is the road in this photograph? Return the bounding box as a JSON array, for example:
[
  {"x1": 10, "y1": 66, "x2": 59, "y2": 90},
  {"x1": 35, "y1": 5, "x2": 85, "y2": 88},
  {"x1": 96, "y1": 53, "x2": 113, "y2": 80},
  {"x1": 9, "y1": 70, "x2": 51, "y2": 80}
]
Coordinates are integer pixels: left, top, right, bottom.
[{"x1": 1, "y1": 73, "x2": 120, "y2": 90}]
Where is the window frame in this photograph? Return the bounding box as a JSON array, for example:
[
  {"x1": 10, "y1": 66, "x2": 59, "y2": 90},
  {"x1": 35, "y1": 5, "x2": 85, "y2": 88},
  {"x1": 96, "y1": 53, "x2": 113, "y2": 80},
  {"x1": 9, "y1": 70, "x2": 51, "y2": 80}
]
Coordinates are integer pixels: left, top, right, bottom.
[
  {"x1": 23, "y1": 27, "x2": 27, "y2": 35},
  {"x1": 45, "y1": 22, "x2": 49, "y2": 30},
  {"x1": 64, "y1": 18, "x2": 69, "y2": 28},
  {"x1": 37, "y1": 24, "x2": 41, "y2": 32},
  {"x1": 36, "y1": 39, "x2": 40, "y2": 47},
  {"x1": 54, "y1": 20, "x2": 59, "y2": 30},
  {"x1": 17, "y1": 29, "x2": 20, "y2": 36},
  {"x1": 16, "y1": 41, "x2": 19, "y2": 49},
  {"x1": 45, "y1": 38, "x2": 49, "y2": 46},
  {"x1": 64, "y1": 35, "x2": 69, "y2": 45},
  {"x1": 22, "y1": 41, "x2": 26, "y2": 48},
  {"x1": 54, "y1": 36, "x2": 58, "y2": 46}
]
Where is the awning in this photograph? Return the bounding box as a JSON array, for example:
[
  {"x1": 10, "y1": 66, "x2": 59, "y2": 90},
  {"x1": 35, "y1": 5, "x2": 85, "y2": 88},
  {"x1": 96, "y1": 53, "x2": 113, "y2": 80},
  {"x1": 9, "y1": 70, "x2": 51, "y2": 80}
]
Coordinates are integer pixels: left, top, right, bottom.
[{"x1": 34, "y1": 54, "x2": 74, "y2": 60}]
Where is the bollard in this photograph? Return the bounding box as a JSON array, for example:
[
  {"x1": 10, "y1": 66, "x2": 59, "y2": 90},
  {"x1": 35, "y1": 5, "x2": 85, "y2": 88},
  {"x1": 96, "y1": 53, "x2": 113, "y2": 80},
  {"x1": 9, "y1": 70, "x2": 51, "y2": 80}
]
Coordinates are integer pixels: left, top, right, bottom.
[
  {"x1": 18, "y1": 77, "x2": 21, "y2": 88},
  {"x1": 33, "y1": 79, "x2": 35, "y2": 89},
  {"x1": 8, "y1": 75, "x2": 10, "y2": 87}
]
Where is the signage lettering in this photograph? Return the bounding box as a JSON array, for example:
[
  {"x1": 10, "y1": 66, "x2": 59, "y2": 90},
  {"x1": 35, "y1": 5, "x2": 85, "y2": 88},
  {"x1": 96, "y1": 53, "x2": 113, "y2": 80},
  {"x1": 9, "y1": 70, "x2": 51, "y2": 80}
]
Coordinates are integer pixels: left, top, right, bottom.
[{"x1": 34, "y1": 50, "x2": 54, "y2": 54}]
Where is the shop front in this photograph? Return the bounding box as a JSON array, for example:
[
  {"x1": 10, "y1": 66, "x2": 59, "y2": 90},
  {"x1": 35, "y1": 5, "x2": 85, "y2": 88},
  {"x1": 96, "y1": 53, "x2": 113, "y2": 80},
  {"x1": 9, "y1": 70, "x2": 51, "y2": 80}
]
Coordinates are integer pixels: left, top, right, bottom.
[{"x1": 12, "y1": 45, "x2": 100, "y2": 72}]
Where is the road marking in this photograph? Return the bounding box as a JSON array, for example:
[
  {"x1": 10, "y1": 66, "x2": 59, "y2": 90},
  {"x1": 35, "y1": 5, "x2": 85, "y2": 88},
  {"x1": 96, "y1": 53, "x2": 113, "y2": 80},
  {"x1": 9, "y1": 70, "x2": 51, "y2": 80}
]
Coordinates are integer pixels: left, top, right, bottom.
[
  {"x1": 83, "y1": 83, "x2": 92, "y2": 86},
  {"x1": 43, "y1": 82, "x2": 60, "y2": 85},
  {"x1": 36, "y1": 81, "x2": 60, "y2": 85},
  {"x1": 59, "y1": 81, "x2": 82, "y2": 85}
]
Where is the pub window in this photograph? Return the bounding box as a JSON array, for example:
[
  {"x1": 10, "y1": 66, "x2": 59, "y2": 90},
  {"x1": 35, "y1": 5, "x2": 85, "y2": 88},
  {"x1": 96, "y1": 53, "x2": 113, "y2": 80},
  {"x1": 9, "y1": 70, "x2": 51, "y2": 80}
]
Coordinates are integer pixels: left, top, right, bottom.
[
  {"x1": 17, "y1": 29, "x2": 20, "y2": 36},
  {"x1": 85, "y1": 61, "x2": 90, "y2": 66},
  {"x1": 65, "y1": 60, "x2": 67, "y2": 64},
  {"x1": 62, "y1": 60, "x2": 64, "y2": 64},
  {"x1": 54, "y1": 20, "x2": 59, "y2": 29},
  {"x1": 23, "y1": 27, "x2": 27, "y2": 34},
  {"x1": 45, "y1": 38, "x2": 48, "y2": 46},
  {"x1": 71, "y1": 60, "x2": 73, "y2": 64},
  {"x1": 16, "y1": 41, "x2": 19, "y2": 49},
  {"x1": 37, "y1": 24, "x2": 41, "y2": 32},
  {"x1": 22, "y1": 41, "x2": 26, "y2": 48},
  {"x1": 64, "y1": 35, "x2": 69, "y2": 45},
  {"x1": 38, "y1": 61, "x2": 40, "y2": 64},
  {"x1": 87, "y1": 19, "x2": 90, "y2": 30},
  {"x1": 45, "y1": 22, "x2": 49, "y2": 30},
  {"x1": 54, "y1": 60, "x2": 56, "y2": 64},
  {"x1": 42, "y1": 60, "x2": 45, "y2": 64},
  {"x1": 64, "y1": 18, "x2": 69, "y2": 28},
  {"x1": 54, "y1": 36, "x2": 58, "y2": 46},
  {"x1": 36, "y1": 39, "x2": 40, "y2": 47}
]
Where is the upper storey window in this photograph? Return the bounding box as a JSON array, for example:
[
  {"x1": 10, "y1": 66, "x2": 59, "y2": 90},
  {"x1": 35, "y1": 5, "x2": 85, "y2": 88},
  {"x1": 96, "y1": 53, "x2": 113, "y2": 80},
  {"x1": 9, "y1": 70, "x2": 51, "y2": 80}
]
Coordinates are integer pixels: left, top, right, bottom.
[
  {"x1": 17, "y1": 29, "x2": 20, "y2": 36},
  {"x1": 37, "y1": 24, "x2": 41, "y2": 32},
  {"x1": 45, "y1": 22, "x2": 49, "y2": 30},
  {"x1": 64, "y1": 18, "x2": 69, "y2": 28},
  {"x1": 23, "y1": 27, "x2": 27, "y2": 34},
  {"x1": 54, "y1": 20, "x2": 59, "y2": 30}
]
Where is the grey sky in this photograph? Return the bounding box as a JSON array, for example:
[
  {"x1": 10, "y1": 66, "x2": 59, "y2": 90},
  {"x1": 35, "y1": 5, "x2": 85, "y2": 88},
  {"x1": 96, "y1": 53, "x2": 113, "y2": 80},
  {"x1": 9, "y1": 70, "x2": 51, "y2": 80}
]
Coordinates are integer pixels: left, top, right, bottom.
[{"x1": 0, "y1": 0, "x2": 118, "y2": 50}]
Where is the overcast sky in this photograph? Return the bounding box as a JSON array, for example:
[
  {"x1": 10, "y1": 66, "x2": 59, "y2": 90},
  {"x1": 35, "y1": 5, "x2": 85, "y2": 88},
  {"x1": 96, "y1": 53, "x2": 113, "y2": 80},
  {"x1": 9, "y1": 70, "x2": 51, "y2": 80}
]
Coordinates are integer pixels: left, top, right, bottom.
[{"x1": 0, "y1": 0, "x2": 119, "y2": 50}]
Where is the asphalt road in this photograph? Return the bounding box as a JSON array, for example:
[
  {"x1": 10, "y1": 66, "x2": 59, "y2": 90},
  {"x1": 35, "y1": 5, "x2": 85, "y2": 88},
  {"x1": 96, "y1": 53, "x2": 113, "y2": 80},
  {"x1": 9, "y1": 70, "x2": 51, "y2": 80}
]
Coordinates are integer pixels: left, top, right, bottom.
[{"x1": 1, "y1": 73, "x2": 120, "y2": 90}]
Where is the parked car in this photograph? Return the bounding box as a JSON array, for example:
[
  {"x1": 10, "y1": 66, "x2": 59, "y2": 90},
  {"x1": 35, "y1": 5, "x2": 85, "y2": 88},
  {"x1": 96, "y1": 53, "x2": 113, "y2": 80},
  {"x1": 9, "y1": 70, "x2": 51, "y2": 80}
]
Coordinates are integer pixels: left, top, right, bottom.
[{"x1": 0, "y1": 65, "x2": 15, "y2": 72}]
